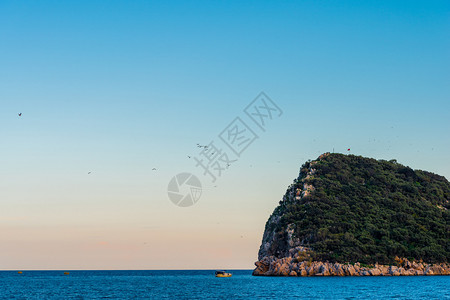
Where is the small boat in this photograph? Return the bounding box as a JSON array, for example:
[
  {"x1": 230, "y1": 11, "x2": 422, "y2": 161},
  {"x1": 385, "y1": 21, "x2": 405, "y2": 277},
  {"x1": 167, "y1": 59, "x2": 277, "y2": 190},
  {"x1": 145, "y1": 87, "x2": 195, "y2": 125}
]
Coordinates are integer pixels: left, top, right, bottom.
[
  {"x1": 64, "y1": 272, "x2": 70, "y2": 275},
  {"x1": 17, "y1": 271, "x2": 23, "y2": 274},
  {"x1": 215, "y1": 270, "x2": 232, "y2": 277}
]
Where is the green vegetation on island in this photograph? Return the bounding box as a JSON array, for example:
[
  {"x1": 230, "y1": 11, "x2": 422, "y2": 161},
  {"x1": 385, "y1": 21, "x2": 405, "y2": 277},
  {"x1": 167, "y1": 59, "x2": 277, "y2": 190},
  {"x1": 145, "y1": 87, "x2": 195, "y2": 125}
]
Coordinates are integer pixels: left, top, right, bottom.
[{"x1": 264, "y1": 153, "x2": 449, "y2": 265}]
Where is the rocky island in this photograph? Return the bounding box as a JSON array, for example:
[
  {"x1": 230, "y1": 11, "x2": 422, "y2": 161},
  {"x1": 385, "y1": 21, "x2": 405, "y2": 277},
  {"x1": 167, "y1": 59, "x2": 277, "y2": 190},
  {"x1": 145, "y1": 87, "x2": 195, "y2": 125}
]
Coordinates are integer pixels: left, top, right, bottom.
[{"x1": 253, "y1": 153, "x2": 450, "y2": 276}]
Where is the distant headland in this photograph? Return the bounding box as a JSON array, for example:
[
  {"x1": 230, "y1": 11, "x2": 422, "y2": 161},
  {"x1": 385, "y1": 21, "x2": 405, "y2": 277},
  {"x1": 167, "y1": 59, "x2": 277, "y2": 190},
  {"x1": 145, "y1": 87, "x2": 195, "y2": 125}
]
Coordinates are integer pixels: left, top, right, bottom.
[{"x1": 253, "y1": 153, "x2": 450, "y2": 276}]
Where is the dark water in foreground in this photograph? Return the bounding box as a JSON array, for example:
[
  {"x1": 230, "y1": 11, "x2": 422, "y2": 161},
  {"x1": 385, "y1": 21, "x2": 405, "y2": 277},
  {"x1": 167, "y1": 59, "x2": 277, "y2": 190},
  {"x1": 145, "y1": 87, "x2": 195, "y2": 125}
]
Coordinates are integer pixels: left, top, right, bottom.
[{"x1": 0, "y1": 270, "x2": 449, "y2": 299}]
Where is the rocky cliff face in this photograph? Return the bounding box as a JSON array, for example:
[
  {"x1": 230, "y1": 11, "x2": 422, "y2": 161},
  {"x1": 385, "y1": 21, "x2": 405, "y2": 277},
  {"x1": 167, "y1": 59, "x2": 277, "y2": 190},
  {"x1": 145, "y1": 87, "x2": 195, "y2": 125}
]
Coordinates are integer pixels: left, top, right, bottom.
[
  {"x1": 257, "y1": 154, "x2": 321, "y2": 261},
  {"x1": 253, "y1": 153, "x2": 450, "y2": 276}
]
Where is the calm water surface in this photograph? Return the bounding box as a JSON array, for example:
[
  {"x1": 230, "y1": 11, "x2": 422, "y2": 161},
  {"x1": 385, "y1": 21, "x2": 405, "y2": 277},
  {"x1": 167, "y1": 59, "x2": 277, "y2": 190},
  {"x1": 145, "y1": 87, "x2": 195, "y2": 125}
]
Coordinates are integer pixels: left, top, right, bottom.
[{"x1": 1, "y1": 270, "x2": 449, "y2": 299}]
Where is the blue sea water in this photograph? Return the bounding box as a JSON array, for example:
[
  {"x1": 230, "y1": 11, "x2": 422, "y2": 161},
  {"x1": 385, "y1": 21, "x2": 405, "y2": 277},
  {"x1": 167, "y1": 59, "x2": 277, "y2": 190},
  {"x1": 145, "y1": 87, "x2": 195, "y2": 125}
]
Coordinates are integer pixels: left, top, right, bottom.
[{"x1": 0, "y1": 270, "x2": 449, "y2": 299}]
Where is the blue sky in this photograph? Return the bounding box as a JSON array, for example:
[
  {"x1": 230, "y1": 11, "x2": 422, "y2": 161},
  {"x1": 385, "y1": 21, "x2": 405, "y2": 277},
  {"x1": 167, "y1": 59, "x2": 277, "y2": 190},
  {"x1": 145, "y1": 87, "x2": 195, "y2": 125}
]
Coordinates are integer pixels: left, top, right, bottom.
[{"x1": 0, "y1": 0, "x2": 449, "y2": 269}]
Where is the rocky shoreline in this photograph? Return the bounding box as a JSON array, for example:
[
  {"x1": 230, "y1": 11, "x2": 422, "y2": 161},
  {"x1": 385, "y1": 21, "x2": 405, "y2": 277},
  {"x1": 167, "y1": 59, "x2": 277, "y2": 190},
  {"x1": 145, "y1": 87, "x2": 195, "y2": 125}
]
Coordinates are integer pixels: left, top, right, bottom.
[{"x1": 253, "y1": 256, "x2": 450, "y2": 276}]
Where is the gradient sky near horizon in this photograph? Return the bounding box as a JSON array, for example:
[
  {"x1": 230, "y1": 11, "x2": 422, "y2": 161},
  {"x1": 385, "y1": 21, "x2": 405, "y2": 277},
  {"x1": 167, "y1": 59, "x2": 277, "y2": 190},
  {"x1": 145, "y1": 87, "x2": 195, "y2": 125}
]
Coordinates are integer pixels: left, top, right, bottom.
[{"x1": 1, "y1": 0, "x2": 449, "y2": 270}]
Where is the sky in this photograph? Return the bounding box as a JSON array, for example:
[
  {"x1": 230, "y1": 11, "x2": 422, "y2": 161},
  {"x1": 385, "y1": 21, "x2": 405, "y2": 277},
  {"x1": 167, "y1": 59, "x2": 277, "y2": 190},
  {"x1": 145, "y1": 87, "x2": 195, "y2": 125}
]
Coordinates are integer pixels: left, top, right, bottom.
[{"x1": 0, "y1": 0, "x2": 449, "y2": 270}]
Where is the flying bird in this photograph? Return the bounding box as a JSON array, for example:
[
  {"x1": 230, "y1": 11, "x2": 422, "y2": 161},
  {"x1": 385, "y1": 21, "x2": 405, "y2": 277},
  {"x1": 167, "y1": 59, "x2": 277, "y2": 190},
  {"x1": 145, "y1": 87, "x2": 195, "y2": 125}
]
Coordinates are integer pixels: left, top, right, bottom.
[
  {"x1": 18, "y1": 113, "x2": 22, "y2": 116},
  {"x1": 152, "y1": 168, "x2": 157, "y2": 171},
  {"x1": 88, "y1": 172, "x2": 91, "y2": 174}
]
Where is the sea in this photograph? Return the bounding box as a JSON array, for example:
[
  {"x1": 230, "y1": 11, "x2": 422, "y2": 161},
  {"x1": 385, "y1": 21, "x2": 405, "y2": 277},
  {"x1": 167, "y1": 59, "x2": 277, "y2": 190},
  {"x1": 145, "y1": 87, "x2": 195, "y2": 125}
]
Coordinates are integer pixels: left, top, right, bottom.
[{"x1": 0, "y1": 270, "x2": 449, "y2": 299}]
